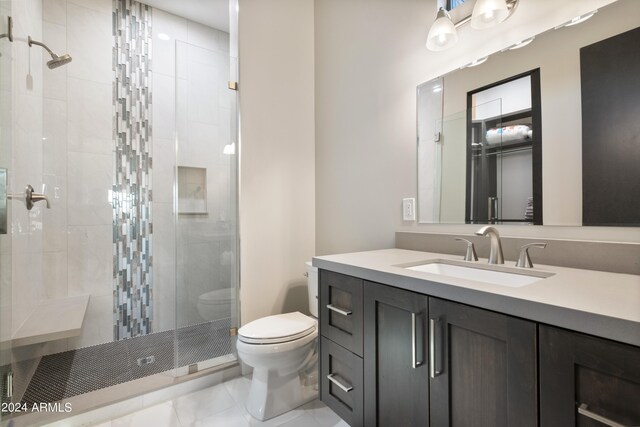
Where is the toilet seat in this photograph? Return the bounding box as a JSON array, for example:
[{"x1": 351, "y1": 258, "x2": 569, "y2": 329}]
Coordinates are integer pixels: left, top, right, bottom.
[{"x1": 238, "y1": 312, "x2": 316, "y2": 345}]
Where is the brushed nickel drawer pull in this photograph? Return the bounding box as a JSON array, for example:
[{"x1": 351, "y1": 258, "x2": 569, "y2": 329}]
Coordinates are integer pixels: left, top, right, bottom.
[
  {"x1": 578, "y1": 404, "x2": 638, "y2": 427},
  {"x1": 411, "y1": 312, "x2": 423, "y2": 368},
  {"x1": 326, "y1": 304, "x2": 352, "y2": 316},
  {"x1": 429, "y1": 318, "x2": 441, "y2": 378},
  {"x1": 327, "y1": 373, "x2": 353, "y2": 393}
]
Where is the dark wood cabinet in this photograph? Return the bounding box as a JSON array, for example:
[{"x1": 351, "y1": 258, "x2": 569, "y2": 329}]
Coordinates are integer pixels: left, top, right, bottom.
[
  {"x1": 319, "y1": 268, "x2": 640, "y2": 427},
  {"x1": 320, "y1": 337, "x2": 364, "y2": 427},
  {"x1": 429, "y1": 297, "x2": 538, "y2": 427},
  {"x1": 540, "y1": 325, "x2": 640, "y2": 427},
  {"x1": 363, "y1": 281, "x2": 429, "y2": 427},
  {"x1": 319, "y1": 269, "x2": 364, "y2": 356},
  {"x1": 319, "y1": 270, "x2": 365, "y2": 426}
]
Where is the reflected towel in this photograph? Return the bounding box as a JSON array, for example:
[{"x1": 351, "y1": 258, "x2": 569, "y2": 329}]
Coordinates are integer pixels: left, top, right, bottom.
[{"x1": 486, "y1": 125, "x2": 532, "y2": 145}]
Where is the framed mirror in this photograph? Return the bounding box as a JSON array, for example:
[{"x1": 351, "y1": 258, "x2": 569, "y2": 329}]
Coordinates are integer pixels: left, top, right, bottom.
[{"x1": 417, "y1": 0, "x2": 640, "y2": 226}]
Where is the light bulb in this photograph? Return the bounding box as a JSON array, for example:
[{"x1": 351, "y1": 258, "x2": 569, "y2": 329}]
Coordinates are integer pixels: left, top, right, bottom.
[
  {"x1": 471, "y1": 0, "x2": 510, "y2": 30},
  {"x1": 426, "y1": 8, "x2": 458, "y2": 52}
]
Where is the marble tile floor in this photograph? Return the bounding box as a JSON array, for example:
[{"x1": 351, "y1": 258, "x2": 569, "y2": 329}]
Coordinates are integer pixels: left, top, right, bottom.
[{"x1": 88, "y1": 374, "x2": 348, "y2": 427}]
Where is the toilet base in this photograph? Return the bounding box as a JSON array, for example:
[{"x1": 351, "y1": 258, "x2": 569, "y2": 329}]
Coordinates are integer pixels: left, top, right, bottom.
[{"x1": 245, "y1": 368, "x2": 318, "y2": 421}]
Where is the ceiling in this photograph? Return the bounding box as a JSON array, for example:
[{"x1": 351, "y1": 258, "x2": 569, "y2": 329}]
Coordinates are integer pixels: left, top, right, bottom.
[{"x1": 141, "y1": 0, "x2": 230, "y2": 32}]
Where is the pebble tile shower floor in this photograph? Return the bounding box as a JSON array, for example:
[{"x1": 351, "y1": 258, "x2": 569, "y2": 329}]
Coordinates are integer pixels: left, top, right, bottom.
[{"x1": 19, "y1": 318, "x2": 233, "y2": 405}]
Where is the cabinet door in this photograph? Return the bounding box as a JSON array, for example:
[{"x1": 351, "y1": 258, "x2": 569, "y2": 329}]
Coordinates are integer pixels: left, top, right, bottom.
[
  {"x1": 320, "y1": 337, "x2": 364, "y2": 427},
  {"x1": 363, "y1": 281, "x2": 429, "y2": 427},
  {"x1": 540, "y1": 325, "x2": 640, "y2": 427},
  {"x1": 429, "y1": 297, "x2": 537, "y2": 427},
  {"x1": 319, "y1": 269, "x2": 363, "y2": 356}
]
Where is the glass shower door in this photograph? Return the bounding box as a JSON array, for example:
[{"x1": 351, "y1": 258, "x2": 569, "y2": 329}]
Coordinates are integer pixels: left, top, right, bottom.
[
  {"x1": 0, "y1": 3, "x2": 13, "y2": 417},
  {"x1": 174, "y1": 38, "x2": 238, "y2": 374}
]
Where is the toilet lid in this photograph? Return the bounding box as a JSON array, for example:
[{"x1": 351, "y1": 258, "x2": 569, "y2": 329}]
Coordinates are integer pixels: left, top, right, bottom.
[
  {"x1": 238, "y1": 312, "x2": 316, "y2": 344},
  {"x1": 199, "y1": 288, "x2": 233, "y2": 305}
]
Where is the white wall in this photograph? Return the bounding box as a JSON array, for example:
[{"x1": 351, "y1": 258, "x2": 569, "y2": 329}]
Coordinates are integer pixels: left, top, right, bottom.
[
  {"x1": 238, "y1": 0, "x2": 315, "y2": 324},
  {"x1": 315, "y1": 0, "x2": 432, "y2": 255},
  {"x1": 315, "y1": 0, "x2": 639, "y2": 254}
]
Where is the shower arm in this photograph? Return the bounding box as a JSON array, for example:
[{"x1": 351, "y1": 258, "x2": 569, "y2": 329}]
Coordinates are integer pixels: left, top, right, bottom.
[
  {"x1": 28, "y1": 36, "x2": 56, "y2": 57},
  {"x1": 0, "y1": 16, "x2": 13, "y2": 42}
]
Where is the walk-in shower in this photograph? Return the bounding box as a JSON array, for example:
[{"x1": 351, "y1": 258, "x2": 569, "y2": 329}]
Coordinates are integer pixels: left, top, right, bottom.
[{"x1": 0, "y1": 0, "x2": 239, "y2": 423}]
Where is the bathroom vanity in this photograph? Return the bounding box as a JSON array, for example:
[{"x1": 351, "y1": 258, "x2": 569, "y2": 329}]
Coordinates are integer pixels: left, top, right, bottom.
[{"x1": 315, "y1": 249, "x2": 640, "y2": 427}]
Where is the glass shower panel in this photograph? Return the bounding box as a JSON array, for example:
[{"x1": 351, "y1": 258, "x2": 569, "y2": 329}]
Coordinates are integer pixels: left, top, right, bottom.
[
  {"x1": 0, "y1": 2, "x2": 13, "y2": 417},
  {"x1": 0, "y1": 0, "x2": 238, "y2": 423},
  {"x1": 437, "y1": 109, "x2": 467, "y2": 223},
  {"x1": 417, "y1": 77, "x2": 444, "y2": 223},
  {"x1": 174, "y1": 39, "x2": 238, "y2": 373}
]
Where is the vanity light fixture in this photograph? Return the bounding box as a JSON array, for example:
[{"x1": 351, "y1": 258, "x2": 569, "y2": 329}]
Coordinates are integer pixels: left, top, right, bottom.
[
  {"x1": 426, "y1": 8, "x2": 459, "y2": 51},
  {"x1": 426, "y1": 0, "x2": 520, "y2": 52},
  {"x1": 471, "y1": 0, "x2": 510, "y2": 29},
  {"x1": 555, "y1": 10, "x2": 598, "y2": 29}
]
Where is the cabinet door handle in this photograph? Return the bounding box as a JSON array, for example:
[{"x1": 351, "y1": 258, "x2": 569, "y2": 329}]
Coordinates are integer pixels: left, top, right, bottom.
[
  {"x1": 411, "y1": 312, "x2": 423, "y2": 368},
  {"x1": 327, "y1": 373, "x2": 353, "y2": 393},
  {"x1": 326, "y1": 304, "x2": 352, "y2": 316},
  {"x1": 578, "y1": 404, "x2": 637, "y2": 427},
  {"x1": 429, "y1": 318, "x2": 441, "y2": 378}
]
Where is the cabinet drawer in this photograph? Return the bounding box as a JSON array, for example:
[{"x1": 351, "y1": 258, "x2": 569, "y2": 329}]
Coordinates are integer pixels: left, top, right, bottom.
[
  {"x1": 540, "y1": 325, "x2": 640, "y2": 427},
  {"x1": 319, "y1": 269, "x2": 363, "y2": 356},
  {"x1": 320, "y1": 337, "x2": 364, "y2": 427}
]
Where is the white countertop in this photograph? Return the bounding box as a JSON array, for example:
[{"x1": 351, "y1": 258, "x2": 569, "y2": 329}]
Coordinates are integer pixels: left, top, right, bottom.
[{"x1": 313, "y1": 249, "x2": 640, "y2": 347}]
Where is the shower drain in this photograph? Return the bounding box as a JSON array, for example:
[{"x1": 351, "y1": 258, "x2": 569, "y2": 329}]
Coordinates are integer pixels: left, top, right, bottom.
[{"x1": 137, "y1": 356, "x2": 155, "y2": 366}]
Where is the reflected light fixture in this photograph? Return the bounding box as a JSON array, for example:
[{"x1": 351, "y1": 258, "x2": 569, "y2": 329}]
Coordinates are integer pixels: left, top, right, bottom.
[
  {"x1": 426, "y1": 8, "x2": 458, "y2": 51},
  {"x1": 504, "y1": 36, "x2": 535, "y2": 51},
  {"x1": 223, "y1": 142, "x2": 236, "y2": 155},
  {"x1": 461, "y1": 56, "x2": 489, "y2": 69},
  {"x1": 426, "y1": 0, "x2": 519, "y2": 52},
  {"x1": 555, "y1": 10, "x2": 598, "y2": 29},
  {"x1": 157, "y1": 32, "x2": 170, "y2": 41}
]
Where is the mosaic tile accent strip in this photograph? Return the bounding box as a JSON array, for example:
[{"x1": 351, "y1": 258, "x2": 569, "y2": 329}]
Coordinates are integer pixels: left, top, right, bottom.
[
  {"x1": 19, "y1": 319, "x2": 234, "y2": 406},
  {"x1": 113, "y1": 0, "x2": 153, "y2": 340}
]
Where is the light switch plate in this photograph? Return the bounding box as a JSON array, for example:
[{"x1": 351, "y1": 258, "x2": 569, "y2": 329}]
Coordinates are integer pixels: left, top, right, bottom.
[{"x1": 402, "y1": 198, "x2": 416, "y2": 221}]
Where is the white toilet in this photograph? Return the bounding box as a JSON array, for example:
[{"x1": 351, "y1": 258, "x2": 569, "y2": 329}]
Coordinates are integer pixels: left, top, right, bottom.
[
  {"x1": 236, "y1": 262, "x2": 319, "y2": 421},
  {"x1": 197, "y1": 288, "x2": 232, "y2": 321}
]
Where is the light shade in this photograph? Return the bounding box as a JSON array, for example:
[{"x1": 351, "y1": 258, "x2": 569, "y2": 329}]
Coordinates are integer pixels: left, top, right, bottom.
[
  {"x1": 426, "y1": 8, "x2": 458, "y2": 52},
  {"x1": 471, "y1": 0, "x2": 509, "y2": 30}
]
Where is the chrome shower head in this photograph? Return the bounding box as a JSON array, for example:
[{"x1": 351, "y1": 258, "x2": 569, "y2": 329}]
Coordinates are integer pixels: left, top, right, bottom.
[
  {"x1": 28, "y1": 36, "x2": 72, "y2": 69},
  {"x1": 47, "y1": 53, "x2": 72, "y2": 69}
]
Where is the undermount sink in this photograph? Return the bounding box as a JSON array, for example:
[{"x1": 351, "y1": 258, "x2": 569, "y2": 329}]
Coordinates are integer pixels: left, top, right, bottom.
[{"x1": 405, "y1": 259, "x2": 553, "y2": 287}]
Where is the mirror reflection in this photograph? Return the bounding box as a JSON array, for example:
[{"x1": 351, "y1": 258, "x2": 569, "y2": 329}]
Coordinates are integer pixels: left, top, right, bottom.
[{"x1": 417, "y1": 0, "x2": 640, "y2": 226}]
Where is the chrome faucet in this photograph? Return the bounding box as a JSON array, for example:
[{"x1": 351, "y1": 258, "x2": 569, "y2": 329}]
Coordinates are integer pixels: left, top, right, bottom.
[
  {"x1": 516, "y1": 243, "x2": 547, "y2": 268},
  {"x1": 475, "y1": 226, "x2": 504, "y2": 264}
]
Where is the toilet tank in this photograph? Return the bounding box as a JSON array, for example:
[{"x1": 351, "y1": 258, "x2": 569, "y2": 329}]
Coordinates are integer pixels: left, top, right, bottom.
[{"x1": 305, "y1": 261, "x2": 318, "y2": 317}]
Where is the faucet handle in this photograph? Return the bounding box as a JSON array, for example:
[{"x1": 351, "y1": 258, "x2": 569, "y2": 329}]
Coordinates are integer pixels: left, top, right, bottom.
[
  {"x1": 516, "y1": 243, "x2": 547, "y2": 268},
  {"x1": 455, "y1": 238, "x2": 478, "y2": 262}
]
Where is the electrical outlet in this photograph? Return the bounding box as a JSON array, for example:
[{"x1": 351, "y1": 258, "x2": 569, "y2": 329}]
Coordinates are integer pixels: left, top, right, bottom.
[{"x1": 402, "y1": 198, "x2": 416, "y2": 221}]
